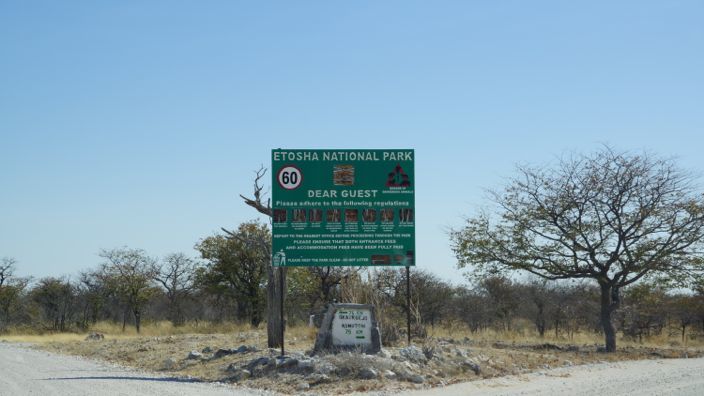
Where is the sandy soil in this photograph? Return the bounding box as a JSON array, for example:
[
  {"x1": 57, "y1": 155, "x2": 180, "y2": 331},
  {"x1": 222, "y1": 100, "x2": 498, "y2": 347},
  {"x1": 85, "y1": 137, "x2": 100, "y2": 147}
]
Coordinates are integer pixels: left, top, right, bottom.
[
  {"x1": 3, "y1": 340, "x2": 704, "y2": 396},
  {"x1": 0, "y1": 341, "x2": 270, "y2": 396},
  {"x1": 390, "y1": 357, "x2": 704, "y2": 396},
  {"x1": 11, "y1": 332, "x2": 704, "y2": 395}
]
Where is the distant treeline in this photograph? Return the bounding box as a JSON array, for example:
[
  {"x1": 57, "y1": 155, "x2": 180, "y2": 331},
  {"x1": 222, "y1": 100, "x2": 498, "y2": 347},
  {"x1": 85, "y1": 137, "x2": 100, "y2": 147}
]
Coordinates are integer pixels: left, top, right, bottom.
[{"x1": 1, "y1": 220, "x2": 703, "y2": 343}]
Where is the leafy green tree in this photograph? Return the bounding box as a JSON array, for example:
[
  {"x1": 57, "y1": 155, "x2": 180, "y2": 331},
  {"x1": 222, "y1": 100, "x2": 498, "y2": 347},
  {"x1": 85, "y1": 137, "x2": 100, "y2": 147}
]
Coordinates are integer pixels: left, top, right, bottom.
[
  {"x1": 196, "y1": 221, "x2": 269, "y2": 327},
  {"x1": 620, "y1": 282, "x2": 668, "y2": 341},
  {"x1": 30, "y1": 277, "x2": 77, "y2": 331},
  {"x1": 477, "y1": 275, "x2": 520, "y2": 332},
  {"x1": 668, "y1": 293, "x2": 703, "y2": 343},
  {"x1": 451, "y1": 147, "x2": 704, "y2": 351}
]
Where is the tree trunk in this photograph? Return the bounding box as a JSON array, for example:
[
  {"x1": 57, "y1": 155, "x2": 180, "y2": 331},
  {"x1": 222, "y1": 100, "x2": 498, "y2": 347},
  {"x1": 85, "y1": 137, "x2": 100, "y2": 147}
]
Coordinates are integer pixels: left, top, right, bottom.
[
  {"x1": 554, "y1": 320, "x2": 559, "y2": 339},
  {"x1": 250, "y1": 286, "x2": 262, "y2": 328},
  {"x1": 134, "y1": 309, "x2": 141, "y2": 333},
  {"x1": 266, "y1": 266, "x2": 286, "y2": 348},
  {"x1": 535, "y1": 303, "x2": 546, "y2": 338},
  {"x1": 168, "y1": 295, "x2": 182, "y2": 326},
  {"x1": 599, "y1": 282, "x2": 618, "y2": 352}
]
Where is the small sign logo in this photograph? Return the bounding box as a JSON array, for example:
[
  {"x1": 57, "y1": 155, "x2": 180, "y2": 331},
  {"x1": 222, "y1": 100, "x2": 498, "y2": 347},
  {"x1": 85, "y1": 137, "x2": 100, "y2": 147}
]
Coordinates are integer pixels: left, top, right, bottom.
[
  {"x1": 386, "y1": 163, "x2": 411, "y2": 187},
  {"x1": 273, "y1": 250, "x2": 286, "y2": 266}
]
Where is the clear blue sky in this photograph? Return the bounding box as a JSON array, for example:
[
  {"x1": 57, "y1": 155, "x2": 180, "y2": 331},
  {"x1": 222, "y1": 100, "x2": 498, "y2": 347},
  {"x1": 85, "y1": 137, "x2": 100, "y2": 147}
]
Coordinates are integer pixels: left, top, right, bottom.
[{"x1": 1, "y1": 1, "x2": 703, "y2": 283}]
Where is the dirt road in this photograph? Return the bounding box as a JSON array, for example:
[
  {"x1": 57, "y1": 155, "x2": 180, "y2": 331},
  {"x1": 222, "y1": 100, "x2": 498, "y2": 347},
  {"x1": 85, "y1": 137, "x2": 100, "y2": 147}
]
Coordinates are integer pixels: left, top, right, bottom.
[
  {"x1": 3, "y1": 341, "x2": 703, "y2": 395},
  {"x1": 397, "y1": 356, "x2": 704, "y2": 396},
  {"x1": 0, "y1": 342, "x2": 266, "y2": 396}
]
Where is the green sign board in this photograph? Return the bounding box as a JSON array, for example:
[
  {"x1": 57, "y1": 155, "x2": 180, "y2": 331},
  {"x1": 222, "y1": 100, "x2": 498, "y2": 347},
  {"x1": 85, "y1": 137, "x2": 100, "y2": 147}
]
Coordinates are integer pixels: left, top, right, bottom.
[{"x1": 271, "y1": 149, "x2": 415, "y2": 267}]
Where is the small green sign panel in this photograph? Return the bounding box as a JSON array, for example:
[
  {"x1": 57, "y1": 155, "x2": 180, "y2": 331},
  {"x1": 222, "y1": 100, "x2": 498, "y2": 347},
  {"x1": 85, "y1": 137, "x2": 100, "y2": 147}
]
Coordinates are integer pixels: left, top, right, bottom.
[{"x1": 272, "y1": 149, "x2": 415, "y2": 267}]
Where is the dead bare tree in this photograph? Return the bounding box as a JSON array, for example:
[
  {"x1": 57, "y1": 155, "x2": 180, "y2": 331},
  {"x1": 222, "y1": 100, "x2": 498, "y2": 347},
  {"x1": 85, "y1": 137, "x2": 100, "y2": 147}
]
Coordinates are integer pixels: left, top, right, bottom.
[
  {"x1": 234, "y1": 166, "x2": 285, "y2": 348},
  {"x1": 239, "y1": 166, "x2": 272, "y2": 217},
  {"x1": 0, "y1": 257, "x2": 16, "y2": 288}
]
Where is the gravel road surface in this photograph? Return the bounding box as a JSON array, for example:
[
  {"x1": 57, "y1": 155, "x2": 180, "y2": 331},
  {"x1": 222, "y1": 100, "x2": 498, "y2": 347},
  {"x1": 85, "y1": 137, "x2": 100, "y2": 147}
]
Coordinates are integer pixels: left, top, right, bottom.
[
  {"x1": 397, "y1": 356, "x2": 704, "y2": 396},
  {"x1": 0, "y1": 342, "x2": 267, "y2": 396},
  {"x1": 3, "y1": 341, "x2": 703, "y2": 395}
]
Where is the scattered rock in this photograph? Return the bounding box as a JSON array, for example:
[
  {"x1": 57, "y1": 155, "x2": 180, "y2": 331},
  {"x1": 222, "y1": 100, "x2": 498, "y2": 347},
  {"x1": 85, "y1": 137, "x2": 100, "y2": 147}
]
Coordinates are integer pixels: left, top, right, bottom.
[
  {"x1": 202, "y1": 346, "x2": 213, "y2": 353},
  {"x1": 297, "y1": 358, "x2": 316, "y2": 373},
  {"x1": 422, "y1": 344, "x2": 436, "y2": 360},
  {"x1": 236, "y1": 345, "x2": 257, "y2": 354},
  {"x1": 315, "y1": 361, "x2": 337, "y2": 375},
  {"x1": 217, "y1": 348, "x2": 236, "y2": 358},
  {"x1": 358, "y1": 368, "x2": 378, "y2": 380},
  {"x1": 377, "y1": 349, "x2": 392, "y2": 359},
  {"x1": 462, "y1": 359, "x2": 481, "y2": 375},
  {"x1": 296, "y1": 382, "x2": 310, "y2": 391},
  {"x1": 306, "y1": 373, "x2": 330, "y2": 385},
  {"x1": 186, "y1": 350, "x2": 203, "y2": 360},
  {"x1": 407, "y1": 374, "x2": 425, "y2": 384},
  {"x1": 383, "y1": 370, "x2": 397, "y2": 380},
  {"x1": 399, "y1": 346, "x2": 428, "y2": 364},
  {"x1": 564, "y1": 360, "x2": 574, "y2": 367},
  {"x1": 276, "y1": 356, "x2": 299, "y2": 369},
  {"x1": 213, "y1": 345, "x2": 257, "y2": 359},
  {"x1": 246, "y1": 356, "x2": 274, "y2": 371},
  {"x1": 227, "y1": 369, "x2": 251, "y2": 382},
  {"x1": 403, "y1": 361, "x2": 420, "y2": 371},
  {"x1": 162, "y1": 358, "x2": 177, "y2": 370},
  {"x1": 84, "y1": 332, "x2": 104, "y2": 341}
]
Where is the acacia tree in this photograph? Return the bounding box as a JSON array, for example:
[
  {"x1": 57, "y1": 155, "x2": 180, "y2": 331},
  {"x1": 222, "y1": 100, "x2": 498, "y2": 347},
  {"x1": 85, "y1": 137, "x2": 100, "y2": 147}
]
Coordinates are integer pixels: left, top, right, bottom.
[
  {"x1": 76, "y1": 269, "x2": 114, "y2": 328},
  {"x1": 522, "y1": 278, "x2": 555, "y2": 337},
  {"x1": 31, "y1": 277, "x2": 77, "y2": 331},
  {"x1": 154, "y1": 253, "x2": 199, "y2": 326},
  {"x1": 0, "y1": 257, "x2": 30, "y2": 330},
  {"x1": 477, "y1": 275, "x2": 520, "y2": 332},
  {"x1": 451, "y1": 147, "x2": 704, "y2": 351},
  {"x1": 99, "y1": 248, "x2": 158, "y2": 333}
]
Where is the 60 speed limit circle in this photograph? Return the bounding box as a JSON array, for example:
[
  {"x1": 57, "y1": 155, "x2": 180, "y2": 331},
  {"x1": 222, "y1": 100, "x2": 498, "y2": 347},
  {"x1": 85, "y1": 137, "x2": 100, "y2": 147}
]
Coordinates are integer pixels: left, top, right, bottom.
[{"x1": 277, "y1": 166, "x2": 302, "y2": 190}]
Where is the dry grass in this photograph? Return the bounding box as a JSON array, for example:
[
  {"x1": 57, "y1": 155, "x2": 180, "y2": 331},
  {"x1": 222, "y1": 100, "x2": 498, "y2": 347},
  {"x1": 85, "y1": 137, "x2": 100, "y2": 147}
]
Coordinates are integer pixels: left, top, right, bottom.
[
  {"x1": 426, "y1": 319, "x2": 704, "y2": 350},
  {"x1": 0, "y1": 333, "x2": 88, "y2": 344},
  {"x1": 88, "y1": 320, "x2": 258, "y2": 336}
]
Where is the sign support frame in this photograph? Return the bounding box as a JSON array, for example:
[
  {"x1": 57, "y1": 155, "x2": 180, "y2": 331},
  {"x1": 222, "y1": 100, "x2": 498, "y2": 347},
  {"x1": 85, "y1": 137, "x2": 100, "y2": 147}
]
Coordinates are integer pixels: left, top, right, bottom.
[
  {"x1": 280, "y1": 266, "x2": 285, "y2": 357},
  {"x1": 271, "y1": 148, "x2": 415, "y2": 351},
  {"x1": 406, "y1": 265, "x2": 411, "y2": 346}
]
